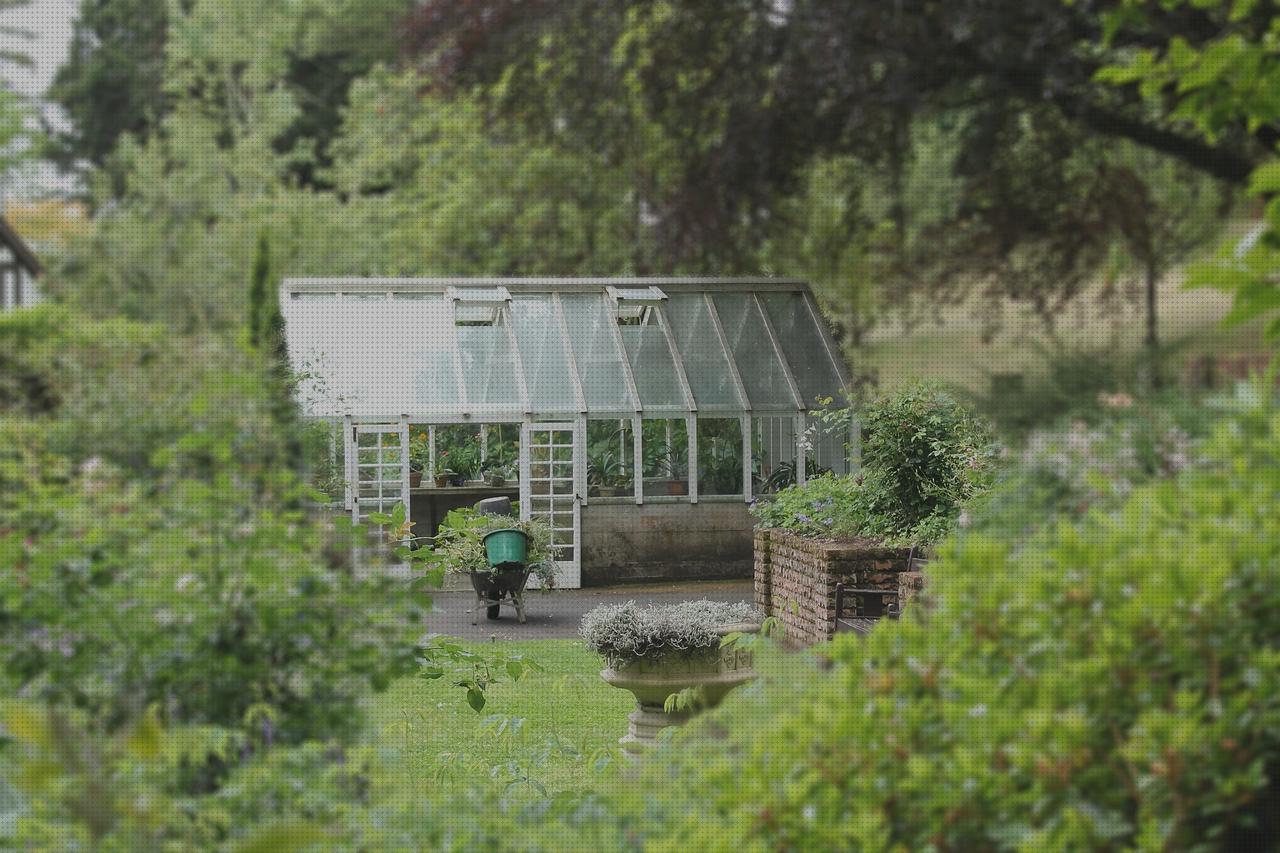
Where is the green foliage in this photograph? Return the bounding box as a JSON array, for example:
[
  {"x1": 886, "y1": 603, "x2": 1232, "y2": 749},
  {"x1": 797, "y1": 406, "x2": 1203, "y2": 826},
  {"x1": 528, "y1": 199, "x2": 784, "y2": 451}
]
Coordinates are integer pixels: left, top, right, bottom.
[
  {"x1": 749, "y1": 473, "x2": 871, "y2": 539},
  {"x1": 568, "y1": 395, "x2": 1280, "y2": 850},
  {"x1": 2, "y1": 640, "x2": 630, "y2": 850},
  {"x1": 859, "y1": 383, "x2": 996, "y2": 530},
  {"x1": 416, "y1": 638, "x2": 545, "y2": 715},
  {"x1": 437, "y1": 433, "x2": 481, "y2": 480},
  {"x1": 1097, "y1": 0, "x2": 1280, "y2": 342},
  {"x1": 0, "y1": 308, "x2": 421, "y2": 741},
  {"x1": 408, "y1": 428, "x2": 430, "y2": 473},
  {"x1": 246, "y1": 231, "x2": 279, "y2": 350},
  {"x1": 376, "y1": 505, "x2": 558, "y2": 588},
  {"x1": 968, "y1": 407, "x2": 1202, "y2": 545},
  {"x1": 587, "y1": 420, "x2": 632, "y2": 491},
  {"x1": 640, "y1": 418, "x2": 687, "y2": 479},
  {"x1": 753, "y1": 385, "x2": 995, "y2": 544},
  {"x1": 696, "y1": 418, "x2": 743, "y2": 495},
  {"x1": 49, "y1": 0, "x2": 169, "y2": 168}
]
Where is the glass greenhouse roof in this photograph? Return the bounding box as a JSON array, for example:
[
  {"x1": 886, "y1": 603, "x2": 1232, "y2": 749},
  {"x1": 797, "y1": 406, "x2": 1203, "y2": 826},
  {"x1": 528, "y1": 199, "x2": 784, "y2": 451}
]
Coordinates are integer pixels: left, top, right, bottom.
[{"x1": 281, "y1": 278, "x2": 849, "y2": 420}]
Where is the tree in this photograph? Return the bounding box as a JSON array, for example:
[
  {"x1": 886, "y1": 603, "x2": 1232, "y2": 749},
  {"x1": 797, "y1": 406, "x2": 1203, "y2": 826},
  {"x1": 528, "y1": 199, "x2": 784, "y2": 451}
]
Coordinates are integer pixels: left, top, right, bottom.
[
  {"x1": 402, "y1": 0, "x2": 1240, "y2": 335},
  {"x1": 49, "y1": 0, "x2": 169, "y2": 169},
  {"x1": 52, "y1": 0, "x2": 412, "y2": 184},
  {"x1": 247, "y1": 231, "x2": 275, "y2": 349},
  {"x1": 1096, "y1": 0, "x2": 1280, "y2": 344}
]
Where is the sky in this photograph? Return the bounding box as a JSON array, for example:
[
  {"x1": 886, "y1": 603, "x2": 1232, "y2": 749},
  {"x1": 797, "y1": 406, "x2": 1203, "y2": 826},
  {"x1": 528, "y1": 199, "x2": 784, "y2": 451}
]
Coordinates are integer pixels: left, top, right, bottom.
[
  {"x1": 0, "y1": 0, "x2": 78, "y2": 199},
  {"x1": 0, "y1": 0, "x2": 76, "y2": 99}
]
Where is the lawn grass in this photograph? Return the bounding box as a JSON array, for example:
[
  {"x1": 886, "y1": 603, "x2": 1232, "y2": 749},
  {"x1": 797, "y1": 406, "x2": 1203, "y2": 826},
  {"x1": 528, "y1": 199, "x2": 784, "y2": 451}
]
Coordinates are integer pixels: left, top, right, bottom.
[
  {"x1": 366, "y1": 639, "x2": 633, "y2": 798},
  {"x1": 857, "y1": 268, "x2": 1265, "y2": 392}
]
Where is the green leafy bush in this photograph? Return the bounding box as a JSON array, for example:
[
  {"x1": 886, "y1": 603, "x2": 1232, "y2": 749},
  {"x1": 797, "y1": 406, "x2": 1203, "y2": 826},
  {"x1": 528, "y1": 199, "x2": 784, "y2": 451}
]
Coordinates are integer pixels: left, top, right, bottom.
[
  {"x1": 747, "y1": 473, "x2": 870, "y2": 538},
  {"x1": 858, "y1": 383, "x2": 996, "y2": 530},
  {"x1": 752, "y1": 384, "x2": 995, "y2": 544},
  {"x1": 0, "y1": 309, "x2": 421, "y2": 741},
  {"x1": 591, "y1": 396, "x2": 1280, "y2": 850}
]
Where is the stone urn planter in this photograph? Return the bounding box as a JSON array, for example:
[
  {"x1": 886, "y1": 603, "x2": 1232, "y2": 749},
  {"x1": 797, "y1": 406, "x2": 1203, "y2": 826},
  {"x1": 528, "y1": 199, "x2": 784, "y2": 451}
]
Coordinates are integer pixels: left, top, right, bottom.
[{"x1": 582, "y1": 601, "x2": 761, "y2": 755}]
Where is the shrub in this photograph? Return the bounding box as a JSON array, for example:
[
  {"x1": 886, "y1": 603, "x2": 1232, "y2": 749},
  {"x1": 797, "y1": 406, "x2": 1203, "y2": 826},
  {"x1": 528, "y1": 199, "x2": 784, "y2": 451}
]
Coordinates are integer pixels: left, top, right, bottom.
[
  {"x1": 969, "y1": 340, "x2": 1196, "y2": 435},
  {"x1": 858, "y1": 382, "x2": 996, "y2": 530},
  {"x1": 592, "y1": 396, "x2": 1280, "y2": 850},
  {"x1": 967, "y1": 393, "x2": 1217, "y2": 545},
  {"x1": 752, "y1": 384, "x2": 995, "y2": 544},
  {"x1": 747, "y1": 473, "x2": 870, "y2": 538},
  {"x1": 581, "y1": 601, "x2": 760, "y2": 666},
  {"x1": 0, "y1": 309, "x2": 421, "y2": 741}
]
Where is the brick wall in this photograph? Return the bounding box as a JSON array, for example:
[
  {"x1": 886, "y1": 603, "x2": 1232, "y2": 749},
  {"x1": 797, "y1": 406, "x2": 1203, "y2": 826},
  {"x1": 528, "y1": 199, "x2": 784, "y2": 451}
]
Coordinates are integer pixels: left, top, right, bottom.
[{"x1": 754, "y1": 529, "x2": 913, "y2": 646}]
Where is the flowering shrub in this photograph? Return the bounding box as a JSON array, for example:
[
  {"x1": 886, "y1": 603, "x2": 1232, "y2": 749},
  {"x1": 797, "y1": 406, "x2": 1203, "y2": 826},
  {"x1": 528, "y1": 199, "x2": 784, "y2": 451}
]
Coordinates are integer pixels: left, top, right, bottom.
[
  {"x1": 748, "y1": 473, "x2": 869, "y2": 538},
  {"x1": 966, "y1": 397, "x2": 1208, "y2": 545},
  {"x1": 1024, "y1": 417, "x2": 1192, "y2": 504}
]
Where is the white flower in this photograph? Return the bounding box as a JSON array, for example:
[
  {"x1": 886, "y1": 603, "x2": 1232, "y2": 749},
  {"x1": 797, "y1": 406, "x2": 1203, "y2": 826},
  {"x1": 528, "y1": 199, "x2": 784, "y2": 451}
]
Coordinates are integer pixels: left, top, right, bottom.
[{"x1": 174, "y1": 573, "x2": 199, "y2": 593}]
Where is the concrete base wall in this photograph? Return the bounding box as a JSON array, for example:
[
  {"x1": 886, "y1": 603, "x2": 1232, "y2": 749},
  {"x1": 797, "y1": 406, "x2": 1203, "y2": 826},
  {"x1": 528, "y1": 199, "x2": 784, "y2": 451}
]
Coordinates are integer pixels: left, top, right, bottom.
[{"x1": 580, "y1": 501, "x2": 754, "y2": 586}]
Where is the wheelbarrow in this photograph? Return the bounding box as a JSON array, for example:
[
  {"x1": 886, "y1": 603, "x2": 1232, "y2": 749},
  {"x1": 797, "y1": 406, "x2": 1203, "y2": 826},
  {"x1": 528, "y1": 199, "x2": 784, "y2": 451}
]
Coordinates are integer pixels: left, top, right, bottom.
[{"x1": 470, "y1": 528, "x2": 531, "y2": 624}]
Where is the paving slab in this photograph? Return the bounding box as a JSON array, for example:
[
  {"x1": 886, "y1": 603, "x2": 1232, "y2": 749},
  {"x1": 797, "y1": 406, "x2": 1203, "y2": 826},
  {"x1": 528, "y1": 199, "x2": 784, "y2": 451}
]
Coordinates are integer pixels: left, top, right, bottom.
[{"x1": 420, "y1": 579, "x2": 754, "y2": 641}]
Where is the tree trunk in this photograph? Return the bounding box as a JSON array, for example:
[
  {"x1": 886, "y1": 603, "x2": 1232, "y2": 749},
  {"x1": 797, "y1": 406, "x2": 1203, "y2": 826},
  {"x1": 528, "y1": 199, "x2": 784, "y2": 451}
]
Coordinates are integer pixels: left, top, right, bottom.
[
  {"x1": 1145, "y1": 260, "x2": 1159, "y2": 351},
  {"x1": 1145, "y1": 259, "x2": 1164, "y2": 388}
]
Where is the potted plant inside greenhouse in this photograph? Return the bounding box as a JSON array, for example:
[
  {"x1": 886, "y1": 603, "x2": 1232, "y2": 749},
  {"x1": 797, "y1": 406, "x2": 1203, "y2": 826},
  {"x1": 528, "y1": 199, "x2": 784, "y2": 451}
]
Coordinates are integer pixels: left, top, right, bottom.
[
  {"x1": 665, "y1": 442, "x2": 688, "y2": 496},
  {"x1": 456, "y1": 438, "x2": 483, "y2": 486},
  {"x1": 588, "y1": 446, "x2": 628, "y2": 497},
  {"x1": 481, "y1": 434, "x2": 518, "y2": 486},
  {"x1": 408, "y1": 432, "x2": 429, "y2": 488},
  {"x1": 698, "y1": 425, "x2": 744, "y2": 495},
  {"x1": 581, "y1": 600, "x2": 762, "y2": 754},
  {"x1": 481, "y1": 461, "x2": 505, "y2": 487},
  {"x1": 640, "y1": 424, "x2": 689, "y2": 496}
]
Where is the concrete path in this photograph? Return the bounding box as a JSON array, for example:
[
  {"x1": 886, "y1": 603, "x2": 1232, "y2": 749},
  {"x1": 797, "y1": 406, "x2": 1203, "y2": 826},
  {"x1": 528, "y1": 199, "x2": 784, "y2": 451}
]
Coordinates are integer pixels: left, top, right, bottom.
[{"x1": 421, "y1": 579, "x2": 754, "y2": 641}]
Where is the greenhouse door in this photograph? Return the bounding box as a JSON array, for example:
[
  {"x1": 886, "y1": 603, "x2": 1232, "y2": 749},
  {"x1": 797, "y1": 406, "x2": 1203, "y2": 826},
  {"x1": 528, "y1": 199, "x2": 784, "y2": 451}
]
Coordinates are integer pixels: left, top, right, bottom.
[
  {"x1": 520, "y1": 422, "x2": 581, "y2": 588},
  {"x1": 346, "y1": 420, "x2": 410, "y2": 526}
]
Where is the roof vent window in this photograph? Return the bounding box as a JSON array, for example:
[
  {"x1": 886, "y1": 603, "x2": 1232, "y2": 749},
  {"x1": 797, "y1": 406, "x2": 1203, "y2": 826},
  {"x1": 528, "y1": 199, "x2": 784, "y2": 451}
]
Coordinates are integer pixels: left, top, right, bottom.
[
  {"x1": 449, "y1": 286, "x2": 511, "y2": 327},
  {"x1": 607, "y1": 285, "x2": 667, "y2": 326}
]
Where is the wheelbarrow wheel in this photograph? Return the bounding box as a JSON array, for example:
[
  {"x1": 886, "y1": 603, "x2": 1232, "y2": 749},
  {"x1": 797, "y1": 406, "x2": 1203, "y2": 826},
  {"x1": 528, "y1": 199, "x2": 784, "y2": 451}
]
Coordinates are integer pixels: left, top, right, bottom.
[{"x1": 486, "y1": 603, "x2": 501, "y2": 620}]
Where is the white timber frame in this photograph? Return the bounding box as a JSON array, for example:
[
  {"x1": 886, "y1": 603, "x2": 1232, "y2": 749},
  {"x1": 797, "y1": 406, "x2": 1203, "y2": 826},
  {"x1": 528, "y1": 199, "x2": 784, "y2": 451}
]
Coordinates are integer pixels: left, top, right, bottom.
[
  {"x1": 519, "y1": 420, "x2": 583, "y2": 588},
  {"x1": 345, "y1": 417, "x2": 411, "y2": 526}
]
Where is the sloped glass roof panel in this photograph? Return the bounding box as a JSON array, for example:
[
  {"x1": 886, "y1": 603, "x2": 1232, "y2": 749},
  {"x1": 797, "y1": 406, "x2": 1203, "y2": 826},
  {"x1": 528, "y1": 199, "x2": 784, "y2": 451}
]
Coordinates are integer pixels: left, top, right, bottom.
[
  {"x1": 456, "y1": 319, "x2": 520, "y2": 409},
  {"x1": 619, "y1": 321, "x2": 685, "y2": 412},
  {"x1": 711, "y1": 293, "x2": 797, "y2": 410},
  {"x1": 559, "y1": 293, "x2": 634, "y2": 412},
  {"x1": 510, "y1": 294, "x2": 578, "y2": 413},
  {"x1": 759, "y1": 292, "x2": 846, "y2": 407},
  {"x1": 283, "y1": 280, "x2": 843, "y2": 420},
  {"x1": 284, "y1": 293, "x2": 459, "y2": 417},
  {"x1": 664, "y1": 293, "x2": 741, "y2": 409}
]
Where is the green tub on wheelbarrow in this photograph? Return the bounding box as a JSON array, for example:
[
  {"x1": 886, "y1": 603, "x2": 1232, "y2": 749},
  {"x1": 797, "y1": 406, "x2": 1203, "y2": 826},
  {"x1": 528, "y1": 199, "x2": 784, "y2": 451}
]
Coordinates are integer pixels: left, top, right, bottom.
[{"x1": 470, "y1": 529, "x2": 531, "y2": 624}]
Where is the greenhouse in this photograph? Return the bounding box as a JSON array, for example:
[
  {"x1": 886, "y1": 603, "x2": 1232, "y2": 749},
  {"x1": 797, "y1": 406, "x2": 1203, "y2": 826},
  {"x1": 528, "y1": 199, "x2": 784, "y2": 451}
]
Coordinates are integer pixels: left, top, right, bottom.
[{"x1": 282, "y1": 277, "x2": 854, "y2": 587}]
